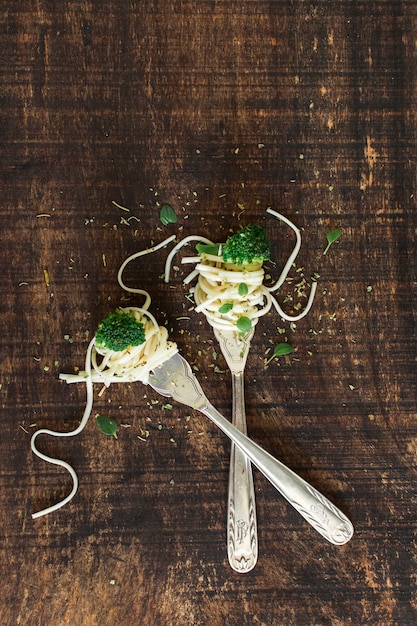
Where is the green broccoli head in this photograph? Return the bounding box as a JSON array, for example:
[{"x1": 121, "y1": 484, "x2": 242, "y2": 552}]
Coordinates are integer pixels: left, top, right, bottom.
[
  {"x1": 222, "y1": 224, "x2": 270, "y2": 266},
  {"x1": 195, "y1": 224, "x2": 270, "y2": 267},
  {"x1": 95, "y1": 309, "x2": 146, "y2": 352}
]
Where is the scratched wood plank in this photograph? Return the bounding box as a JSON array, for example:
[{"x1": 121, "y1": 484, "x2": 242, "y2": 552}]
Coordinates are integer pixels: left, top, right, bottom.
[{"x1": 1, "y1": 1, "x2": 417, "y2": 624}]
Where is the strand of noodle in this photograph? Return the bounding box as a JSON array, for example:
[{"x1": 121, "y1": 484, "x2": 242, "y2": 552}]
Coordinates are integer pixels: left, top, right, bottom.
[
  {"x1": 270, "y1": 281, "x2": 318, "y2": 321},
  {"x1": 164, "y1": 235, "x2": 213, "y2": 283},
  {"x1": 31, "y1": 338, "x2": 95, "y2": 519},
  {"x1": 196, "y1": 263, "x2": 264, "y2": 285},
  {"x1": 194, "y1": 292, "x2": 229, "y2": 314},
  {"x1": 181, "y1": 256, "x2": 202, "y2": 264},
  {"x1": 182, "y1": 268, "x2": 200, "y2": 285},
  {"x1": 265, "y1": 208, "x2": 317, "y2": 321},
  {"x1": 196, "y1": 272, "x2": 261, "y2": 296},
  {"x1": 265, "y1": 208, "x2": 303, "y2": 292},
  {"x1": 118, "y1": 234, "x2": 176, "y2": 306}
]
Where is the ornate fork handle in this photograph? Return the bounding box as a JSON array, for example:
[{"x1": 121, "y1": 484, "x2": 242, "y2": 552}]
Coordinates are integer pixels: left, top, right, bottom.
[
  {"x1": 153, "y1": 353, "x2": 354, "y2": 546},
  {"x1": 214, "y1": 328, "x2": 258, "y2": 572},
  {"x1": 227, "y1": 371, "x2": 258, "y2": 572},
  {"x1": 200, "y1": 400, "x2": 353, "y2": 545}
]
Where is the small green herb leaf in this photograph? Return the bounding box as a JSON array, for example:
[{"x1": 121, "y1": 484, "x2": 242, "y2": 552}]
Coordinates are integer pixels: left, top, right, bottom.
[
  {"x1": 236, "y1": 316, "x2": 252, "y2": 333},
  {"x1": 160, "y1": 204, "x2": 177, "y2": 226},
  {"x1": 265, "y1": 343, "x2": 293, "y2": 365},
  {"x1": 96, "y1": 414, "x2": 118, "y2": 438},
  {"x1": 218, "y1": 302, "x2": 233, "y2": 314},
  {"x1": 274, "y1": 343, "x2": 293, "y2": 356},
  {"x1": 196, "y1": 242, "x2": 222, "y2": 256},
  {"x1": 238, "y1": 282, "x2": 248, "y2": 297},
  {"x1": 323, "y1": 229, "x2": 342, "y2": 255}
]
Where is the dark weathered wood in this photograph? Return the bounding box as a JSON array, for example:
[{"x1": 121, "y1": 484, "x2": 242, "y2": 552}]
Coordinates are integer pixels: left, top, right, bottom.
[{"x1": 1, "y1": 1, "x2": 417, "y2": 624}]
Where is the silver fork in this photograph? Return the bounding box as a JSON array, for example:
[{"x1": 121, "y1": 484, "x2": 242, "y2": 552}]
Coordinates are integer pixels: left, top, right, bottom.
[
  {"x1": 213, "y1": 328, "x2": 257, "y2": 573},
  {"x1": 148, "y1": 352, "x2": 354, "y2": 547}
]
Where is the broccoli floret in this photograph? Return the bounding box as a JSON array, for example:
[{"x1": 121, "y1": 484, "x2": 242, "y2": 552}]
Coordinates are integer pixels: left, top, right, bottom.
[
  {"x1": 196, "y1": 225, "x2": 270, "y2": 267},
  {"x1": 222, "y1": 224, "x2": 270, "y2": 266},
  {"x1": 95, "y1": 309, "x2": 146, "y2": 352}
]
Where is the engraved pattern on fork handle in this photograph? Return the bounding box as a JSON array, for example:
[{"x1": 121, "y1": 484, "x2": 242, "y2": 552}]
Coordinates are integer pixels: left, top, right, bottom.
[
  {"x1": 212, "y1": 328, "x2": 258, "y2": 573},
  {"x1": 227, "y1": 372, "x2": 258, "y2": 572}
]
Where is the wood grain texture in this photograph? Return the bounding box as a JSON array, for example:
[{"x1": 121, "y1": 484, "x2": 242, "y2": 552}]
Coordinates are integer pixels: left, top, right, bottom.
[{"x1": 1, "y1": 1, "x2": 417, "y2": 624}]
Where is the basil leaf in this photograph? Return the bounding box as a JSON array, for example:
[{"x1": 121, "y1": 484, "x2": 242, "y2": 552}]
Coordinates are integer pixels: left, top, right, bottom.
[
  {"x1": 96, "y1": 414, "x2": 118, "y2": 438},
  {"x1": 159, "y1": 204, "x2": 177, "y2": 226},
  {"x1": 218, "y1": 302, "x2": 233, "y2": 314},
  {"x1": 236, "y1": 316, "x2": 252, "y2": 333},
  {"x1": 238, "y1": 282, "x2": 248, "y2": 297},
  {"x1": 273, "y1": 343, "x2": 293, "y2": 356},
  {"x1": 196, "y1": 243, "x2": 222, "y2": 256},
  {"x1": 265, "y1": 342, "x2": 293, "y2": 364},
  {"x1": 323, "y1": 229, "x2": 341, "y2": 255}
]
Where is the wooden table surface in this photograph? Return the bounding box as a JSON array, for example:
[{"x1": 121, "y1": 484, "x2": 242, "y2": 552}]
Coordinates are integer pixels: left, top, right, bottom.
[{"x1": 1, "y1": 1, "x2": 416, "y2": 624}]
